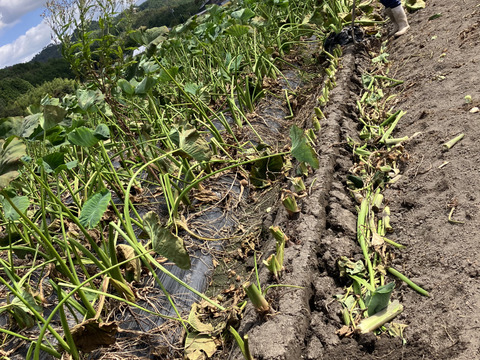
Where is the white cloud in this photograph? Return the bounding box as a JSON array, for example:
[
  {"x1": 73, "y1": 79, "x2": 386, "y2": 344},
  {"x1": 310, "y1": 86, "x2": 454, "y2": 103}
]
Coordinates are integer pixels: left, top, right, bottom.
[
  {"x1": 0, "y1": 0, "x2": 46, "y2": 25},
  {"x1": 0, "y1": 20, "x2": 52, "y2": 68}
]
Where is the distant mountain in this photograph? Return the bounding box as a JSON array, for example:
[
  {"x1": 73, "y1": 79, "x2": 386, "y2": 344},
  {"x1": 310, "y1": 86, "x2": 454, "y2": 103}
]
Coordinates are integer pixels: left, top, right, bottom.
[
  {"x1": 0, "y1": 0, "x2": 204, "y2": 118},
  {"x1": 31, "y1": 43, "x2": 63, "y2": 63},
  {"x1": 132, "y1": 0, "x2": 201, "y2": 29}
]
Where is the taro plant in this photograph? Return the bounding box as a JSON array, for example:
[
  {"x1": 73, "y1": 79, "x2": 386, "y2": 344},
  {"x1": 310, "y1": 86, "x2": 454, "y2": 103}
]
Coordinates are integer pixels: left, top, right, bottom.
[
  {"x1": 263, "y1": 226, "x2": 287, "y2": 280},
  {"x1": 282, "y1": 192, "x2": 300, "y2": 220},
  {"x1": 229, "y1": 326, "x2": 255, "y2": 360}
]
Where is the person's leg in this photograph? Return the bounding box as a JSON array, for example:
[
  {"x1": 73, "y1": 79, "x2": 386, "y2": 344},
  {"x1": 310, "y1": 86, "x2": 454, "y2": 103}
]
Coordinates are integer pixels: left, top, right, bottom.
[
  {"x1": 384, "y1": 7, "x2": 399, "y2": 35},
  {"x1": 380, "y1": 0, "x2": 409, "y2": 37},
  {"x1": 390, "y1": 4, "x2": 409, "y2": 36}
]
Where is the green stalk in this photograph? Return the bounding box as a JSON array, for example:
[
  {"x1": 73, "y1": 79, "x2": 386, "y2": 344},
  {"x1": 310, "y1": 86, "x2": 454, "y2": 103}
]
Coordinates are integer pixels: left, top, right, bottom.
[
  {"x1": 387, "y1": 267, "x2": 430, "y2": 297},
  {"x1": 379, "y1": 110, "x2": 406, "y2": 144},
  {"x1": 171, "y1": 152, "x2": 289, "y2": 220},
  {"x1": 109, "y1": 222, "x2": 225, "y2": 312},
  {"x1": 382, "y1": 237, "x2": 405, "y2": 249},
  {"x1": 0, "y1": 276, "x2": 71, "y2": 353},
  {"x1": 33, "y1": 250, "x2": 177, "y2": 360},
  {"x1": 357, "y1": 197, "x2": 375, "y2": 288},
  {"x1": 384, "y1": 136, "x2": 409, "y2": 145},
  {"x1": 0, "y1": 191, "x2": 97, "y2": 318},
  {"x1": 442, "y1": 133, "x2": 464, "y2": 151},
  {"x1": 24, "y1": 168, "x2": 112, "y2": 269},
  {"x1": 244, "y1": 282, "x2": 270, "y2": 313},
  {"x1": 229, "y1": 327, "x2": 254, "y2": 360},
  {"x1": 55, "y1": 282, "x2": 79, "y2": 360},
  {"x1": 0, "y1": 328, "x2": 61, "y2": 358},
  {"x1": 356, "y1": 300, "x2": 403, "y2": 334}
]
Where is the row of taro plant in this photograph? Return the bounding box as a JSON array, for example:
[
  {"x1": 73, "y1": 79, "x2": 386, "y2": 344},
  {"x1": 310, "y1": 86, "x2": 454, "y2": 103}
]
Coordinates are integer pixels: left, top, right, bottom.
[
  {"x1": 0, "y1": 1, "x2": 377, "y2": 359},
  {"x1": 227, "y1": 44, "x2": 345, "y2": 360},
  {"x1": 336, "y1": 43, "x2": 429, "y2": 338}
]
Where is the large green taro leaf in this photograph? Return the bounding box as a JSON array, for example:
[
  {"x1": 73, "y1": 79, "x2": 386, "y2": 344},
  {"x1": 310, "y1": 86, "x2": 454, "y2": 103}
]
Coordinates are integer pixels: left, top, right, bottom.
[
  {"x1": 0, "y1": 137, "x2": 26, "y2": 189},
  {"x1": 0, "y1": 194, "x2": 30, "y2": 221},
  {"x1": 79, "y1": 190, "x2": 111, "y2": 229}
]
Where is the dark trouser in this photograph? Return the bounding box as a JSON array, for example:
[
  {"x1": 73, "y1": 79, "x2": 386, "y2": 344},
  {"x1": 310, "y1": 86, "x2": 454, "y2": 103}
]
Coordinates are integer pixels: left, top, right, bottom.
[{"x1": 380, "y1": 0, "x2": 401, "y2": 8}]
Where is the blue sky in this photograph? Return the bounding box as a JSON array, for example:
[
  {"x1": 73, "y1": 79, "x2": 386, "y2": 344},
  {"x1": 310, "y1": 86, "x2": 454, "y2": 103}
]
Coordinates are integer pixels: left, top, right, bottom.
[
  {"x1": 0, "y1": 0, "x2": 146, "y2": 69},
  {"x1": 0, "y1": 0, "x2": 51, "y2": 68},
  {"x1": 0, "y1": 6, "x2": 44, "y2": 47}
]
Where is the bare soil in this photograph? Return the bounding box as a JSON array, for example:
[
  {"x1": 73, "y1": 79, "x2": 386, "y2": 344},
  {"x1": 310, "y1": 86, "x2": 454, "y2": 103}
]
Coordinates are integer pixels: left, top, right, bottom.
[{"x1": 230, "y1": 1, "x2": 480, "y2": 359}]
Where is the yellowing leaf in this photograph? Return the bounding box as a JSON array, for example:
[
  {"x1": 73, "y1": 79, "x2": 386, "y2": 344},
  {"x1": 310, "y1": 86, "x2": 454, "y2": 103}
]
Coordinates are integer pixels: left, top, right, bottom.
[
  {"x1": 185, "y1": 332, "x2": 217, "y2": 360},
  {"x1": 188, "y1": 303, "x2": 214, "y2": 333},
  {"x1": 116, "y1": 244, "x2": 141, "y2": 282}
]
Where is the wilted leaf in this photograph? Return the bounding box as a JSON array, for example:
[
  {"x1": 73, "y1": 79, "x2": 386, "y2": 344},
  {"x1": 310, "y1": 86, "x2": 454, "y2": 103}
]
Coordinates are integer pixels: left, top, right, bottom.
[
  {"x1": 188, "y1": 303, "x2": 214, "y2": 333},
  {"x1": 180, "y1": 129, "x2": 211, "y2": 162},
  {"x1": 143, "y1": 211, "x2": 191, "y2": 270},
  {"x1": 290, "y1": 125, "x2": 319, "y2": 169},
  {"x1": 170, "y1": 127, "x2": 211, "y2": 162},
  {"x1": 10, "y1": 287, "x2": 43, "y2": 328},
  {"x1": 185, "y1": 332, "x2": 217, "y2": 360},
  {"x1": 250, "y1": 154, "x2": 284, "y2": 188},
  {"x1": 371, "y1": 232, "x2": 385, "y2": 247},
  {"x1": 405, "y1": 0, "x2": 426, "y2": 11},
  {"x1": 387, "y1": 322, "x2": 408, "y2": 343},
  {"x1": 108, "y1": 277, "x2": 136, "y2": 302},
  {"x1": 116, "y1": 244, "x2": 141, "y2": 282},
  {"x1": 0, "y1": 195, "x2": 30, "y2": 221},
  {"x1": 79, "y1": 190, "x2": 111, "y2": 229},
  {"x1": 70, "y1": 318, "x2": 118, "y2": 352},
  {"x1": 193, "y1": 189, "x2": 219, "y2": 203},
  {"x1": 0, "y1": 137, "x2": 26, "y2": 188},
  {"x1": 338, "y1": 256, "x2": 365, "y2": 277}
]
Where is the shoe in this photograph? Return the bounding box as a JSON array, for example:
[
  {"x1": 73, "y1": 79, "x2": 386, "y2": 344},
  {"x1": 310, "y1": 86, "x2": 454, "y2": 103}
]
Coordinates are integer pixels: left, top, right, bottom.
[
  {"x1": 384, "y1": 8, "x2": 399, "y2": 36},
  {"x1": 390, "y1": 5, "x2": 410, "y2": 37}
]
